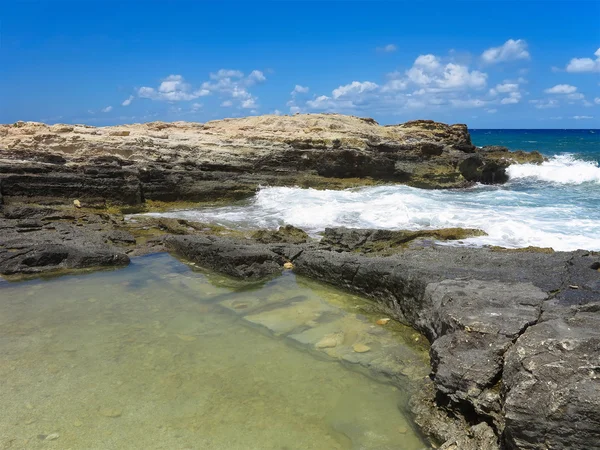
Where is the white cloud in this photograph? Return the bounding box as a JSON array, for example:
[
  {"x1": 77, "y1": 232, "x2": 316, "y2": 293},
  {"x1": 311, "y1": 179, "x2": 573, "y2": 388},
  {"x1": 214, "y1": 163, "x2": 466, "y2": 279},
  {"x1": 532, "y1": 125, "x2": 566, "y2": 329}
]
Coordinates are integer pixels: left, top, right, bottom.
[
  {"x1": 138, "y1": 74, "x2": 209, "y2": 102},
  {"x1": 595, "y1": 97, "x2": 600, "y2": 105},
  {"x1": 481, "y1": 39, "x2": 530, "y2": 64},
  {"x1": 271, "y1": 109, "x2": 282, "y2": 116},
  {"x1": 291, "y1": 85, "x2": 310, "y2": 94},
  {"x1": 530, "y1": 99, "x2": 559, "y2": 109},
  {"x1": 437, "y1": 63, "x2": 487, "y2": 89},
  {"x1": 191, "y1": 103, "x2": 202, "y2": 112},
  {"x1": 247, "y1": 70, "x2": 266, "y2": 84},
  {"x1": 101, "y1": 106, "x2": 113, "y2": 113},
  {"x1": 567, "y1": 93, "x2": 585, "y2": 100},
  {"x1": 414, "y1": 54, "x2": 441, "y2": 70},
  {"x1": 377, "y1": 44, "x2": 397, "y2": 53},
  {"x1": 500, "y1": 92, "x2": 522, "y2": 104},
  {"x1": 490, "y1": 83, "x2": 519, "y2": 95},
  {"x1": 241, "y1": 98, "x2": 257, "y2": 109},
  {"x1": 380, "y1": 78, "x2": 408, "y2": 92},
  {"x1": 122, "y1": 95, "x2": 134, "y2": 107},
  {"x1": 210, "y1": 69, "x2": 244, "y2": 80},
  {"x1": 566, "y1": 48, "x2": 600, "y2": 73},
  {"x1": 486, "y1": 108, "x2": 498, "y2": 113},
  {"x1": 544, "y1": 84, "x2": 578, "y2": 94},
  {"x1": 573, "y1": 115, "x2": 594, "y2": 120},
  {"x1": 138, "y1": 69, "x2": 265, "y2": 109},
  {"x1": 294, "y1": 52, "x2": 491, "y2": 115},
  {"x1": 332, "y1": 81, "x2": 379, "y2": 99},
  {"x1": 450, "y1": 98, "x2": 487, "y2": 108},
  {"x1": 404, "y1": 55, "x2": 487, "y2": 90}
]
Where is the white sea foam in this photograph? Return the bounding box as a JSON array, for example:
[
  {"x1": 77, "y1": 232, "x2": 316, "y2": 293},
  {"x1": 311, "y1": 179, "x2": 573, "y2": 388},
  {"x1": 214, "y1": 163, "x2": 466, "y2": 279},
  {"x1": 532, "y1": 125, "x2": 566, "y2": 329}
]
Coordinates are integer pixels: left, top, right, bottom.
[
  {"x1": 146, "y1": 182, "x2": 600, "y2": 252},
  {"x1": 507, "y1": 154, "x2": 600, "y2": 184}
]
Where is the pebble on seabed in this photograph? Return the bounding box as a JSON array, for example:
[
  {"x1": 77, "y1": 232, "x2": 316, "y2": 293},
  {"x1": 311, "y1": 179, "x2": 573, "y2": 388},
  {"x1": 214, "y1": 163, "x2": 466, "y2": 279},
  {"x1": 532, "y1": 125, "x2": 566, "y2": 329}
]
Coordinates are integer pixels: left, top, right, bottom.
[
  {"x1": 352, "y1": 343, "x2": 371, "y2": 353},
  {"x1": 315, "y1": 332, "x2": 344, "y2": 349},
  {"x1": 45, "y1": 433, "x2": 60, "y2": 441}
]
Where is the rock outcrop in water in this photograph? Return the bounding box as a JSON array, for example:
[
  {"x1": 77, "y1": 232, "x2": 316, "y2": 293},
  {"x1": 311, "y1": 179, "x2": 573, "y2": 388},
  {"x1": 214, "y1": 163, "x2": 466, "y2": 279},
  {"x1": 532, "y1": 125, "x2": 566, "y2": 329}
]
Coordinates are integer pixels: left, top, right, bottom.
[
  {"x1": 0, "y1": 115, "x2": 543, "y2": 206},
  {"x1": 0, "y1": 205, "x2": 130, "y2": 275},
  {"x1": 163, "y1": 229, "x2": 600, "y2": 450}
]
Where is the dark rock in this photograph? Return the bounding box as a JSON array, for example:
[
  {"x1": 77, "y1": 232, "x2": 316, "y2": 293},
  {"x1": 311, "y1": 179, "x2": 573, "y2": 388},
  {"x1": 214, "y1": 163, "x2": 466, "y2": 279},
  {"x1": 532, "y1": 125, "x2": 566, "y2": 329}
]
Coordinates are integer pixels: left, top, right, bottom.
[
  {"x1": 165, "y1": 235, "x2": 286, "y2": 279},
  {"x1": 503, "y1": 309, "x2": 600, "y2": 450},
  {"x1": 0, "y1": 206, "x2": 130, "y2": 275},
  {"x1": 252, "y1": 225, "x2": 309, "y2": 244},
  {"x1": 320, "y1": 226, "x2": 486, "y2": 253}
]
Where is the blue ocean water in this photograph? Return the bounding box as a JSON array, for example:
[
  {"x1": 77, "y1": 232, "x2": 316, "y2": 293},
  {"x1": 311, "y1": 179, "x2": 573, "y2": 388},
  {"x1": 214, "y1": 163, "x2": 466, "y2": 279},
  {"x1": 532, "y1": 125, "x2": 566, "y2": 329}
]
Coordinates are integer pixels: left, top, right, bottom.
[
  {"x1": 470, "y1": 129, "x2": 600, "y2": 160},
  {"x1": 149, "y1": 129, "x2": 600, "y2": 252}
]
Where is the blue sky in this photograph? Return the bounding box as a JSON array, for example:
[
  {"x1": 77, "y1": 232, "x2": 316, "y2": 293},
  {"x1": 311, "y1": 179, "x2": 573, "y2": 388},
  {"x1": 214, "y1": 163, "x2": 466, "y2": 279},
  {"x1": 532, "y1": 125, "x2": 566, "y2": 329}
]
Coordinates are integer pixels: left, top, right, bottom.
[{"x1": 2, "y1": 0, "x2": 599, "y2": 128}]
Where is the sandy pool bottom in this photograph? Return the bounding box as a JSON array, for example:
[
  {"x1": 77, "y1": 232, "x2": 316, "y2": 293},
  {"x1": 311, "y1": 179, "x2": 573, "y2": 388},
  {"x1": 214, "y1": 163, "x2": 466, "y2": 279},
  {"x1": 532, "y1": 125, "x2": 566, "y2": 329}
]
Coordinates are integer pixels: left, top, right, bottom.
[{"x1": 0, "y1": 253, "x2": 429, "y2": 450}]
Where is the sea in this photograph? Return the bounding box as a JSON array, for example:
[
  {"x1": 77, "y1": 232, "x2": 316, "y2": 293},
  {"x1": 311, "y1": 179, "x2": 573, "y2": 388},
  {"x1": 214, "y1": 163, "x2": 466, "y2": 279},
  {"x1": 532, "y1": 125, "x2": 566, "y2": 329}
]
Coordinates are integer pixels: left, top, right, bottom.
[{"x1": 149, "y1": 129, "x2": 600, "y2": 252}]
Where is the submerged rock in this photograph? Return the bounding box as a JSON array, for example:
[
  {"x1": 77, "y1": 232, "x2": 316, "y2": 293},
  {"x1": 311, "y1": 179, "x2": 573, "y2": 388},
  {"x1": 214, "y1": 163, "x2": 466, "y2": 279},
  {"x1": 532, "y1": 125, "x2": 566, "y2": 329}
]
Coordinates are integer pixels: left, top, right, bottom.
[{"x1": 352, "y1": 343, "x2": 371, "y2": 353}]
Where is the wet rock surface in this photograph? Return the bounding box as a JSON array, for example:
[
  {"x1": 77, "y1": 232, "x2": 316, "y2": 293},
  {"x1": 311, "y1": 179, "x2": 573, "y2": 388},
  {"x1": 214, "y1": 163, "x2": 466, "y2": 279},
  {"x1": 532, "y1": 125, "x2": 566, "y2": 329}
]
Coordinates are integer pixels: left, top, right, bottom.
[{"x1": 0, "y1": 206, "x2": 131, "y2": 275}]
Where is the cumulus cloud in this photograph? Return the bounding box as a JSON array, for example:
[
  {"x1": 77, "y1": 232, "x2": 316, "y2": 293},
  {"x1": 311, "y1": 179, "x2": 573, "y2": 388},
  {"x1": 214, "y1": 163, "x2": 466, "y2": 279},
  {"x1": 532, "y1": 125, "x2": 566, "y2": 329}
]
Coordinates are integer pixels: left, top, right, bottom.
[
  {"x1": 489, "y1": 83, "x2": 519, "y2": 95},
  {"x1": 595, "y1": 97, "x2": 600, "y2": 105},
  {"x1": 402, "y1": 55, "x2": 487, "y2": 90},
  {"x1": 566, "y1": 48, "x2": 600, "y2": 73},
  {"x1": 481, "y1": 39, "x2": 530, "y2": 64},
  {"x1": 191, "y1": 103, "x2": 202, "y2": 112},
  {"x1": 200, "y1": 69, "x2": 266, "y2": 108},
  {"x1": 332, "y1": 81, "x2": 379, "y2": 99},
  {"x1": 210, "y1": 69, "x2": 244, "y2": 80},
  {"x1": 529, "y1": 99, "x2": 559, "y2": 109},
  {"x1": 291, "y1": 85, "x2": 310, "y2": 95},
  {"x1": 544, "y1": 84, "x2": 578, "y2": 94},
  {"x1": 292, "y1": 52, "x2": 491, "y2": 115},
  {"x1": 377, "y1": 44, "x2": 397, "y2": 53},
  {"x1": 138, "y1": 75, "x2": 210, "y2": 101},
  {"x1": 241, "y1": 98, "x2": 257, "y2": 109},
  {"x1": 138, "y1": 70, "x2": 266, "y2": 110},
  {"x1": 247, "y1": 70, "x2": 266, "y2": 84},
  {"x1": 121, "y1": 95, "x2": 134, "y2": 107},
  {"x1": 500, "y1": 92, "x2": 522, "y2": 104},
  {"x1": 101, "y1": 106, "x2": 113, "y2": 113}
]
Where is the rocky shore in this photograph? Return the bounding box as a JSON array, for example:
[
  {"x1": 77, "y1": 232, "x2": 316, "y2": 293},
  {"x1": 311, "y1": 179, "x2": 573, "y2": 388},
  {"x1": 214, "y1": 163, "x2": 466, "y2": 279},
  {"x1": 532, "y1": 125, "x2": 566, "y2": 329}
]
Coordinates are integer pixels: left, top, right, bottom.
[
  {"x1": 0, "y1": 114, "x2": 543, "y2": 207},
  {"x1": 1, "y1": 114, "x2": 597, "y2": 450}
]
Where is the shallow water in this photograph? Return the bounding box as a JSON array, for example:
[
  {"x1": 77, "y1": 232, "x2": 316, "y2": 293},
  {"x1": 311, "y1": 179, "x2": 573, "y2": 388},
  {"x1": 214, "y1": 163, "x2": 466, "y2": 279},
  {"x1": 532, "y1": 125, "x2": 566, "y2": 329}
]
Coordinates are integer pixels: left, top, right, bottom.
[{"x1": 0, "y1": 254, "x2": 429, "y2": 450}]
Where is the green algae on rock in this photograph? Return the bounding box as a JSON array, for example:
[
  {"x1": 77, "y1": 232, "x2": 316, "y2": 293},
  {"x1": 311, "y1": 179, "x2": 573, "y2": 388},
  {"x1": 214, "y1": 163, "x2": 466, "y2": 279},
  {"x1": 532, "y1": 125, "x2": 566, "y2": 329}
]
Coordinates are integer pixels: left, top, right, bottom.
[{"x1": 320, "y1": 226, "x2": 487, "y2": 254}]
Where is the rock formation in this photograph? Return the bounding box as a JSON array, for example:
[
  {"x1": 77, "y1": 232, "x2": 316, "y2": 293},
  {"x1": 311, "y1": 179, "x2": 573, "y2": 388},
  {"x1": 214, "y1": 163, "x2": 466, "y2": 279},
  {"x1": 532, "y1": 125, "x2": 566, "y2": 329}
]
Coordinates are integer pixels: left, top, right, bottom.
[
  {"x1": 0, "y1": 115, "x2": 543, "y2": 206},
  {"x1": 2, "y1": 114, "x2": 591, "y2": 450}
]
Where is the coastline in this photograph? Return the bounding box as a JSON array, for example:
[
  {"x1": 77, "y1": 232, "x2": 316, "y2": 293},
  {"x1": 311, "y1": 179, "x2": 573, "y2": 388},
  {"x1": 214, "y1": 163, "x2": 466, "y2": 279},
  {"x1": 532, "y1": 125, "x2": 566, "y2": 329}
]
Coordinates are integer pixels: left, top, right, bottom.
[{"x1": 1, "y1": 114, "x2": 599, "y2": 449}]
